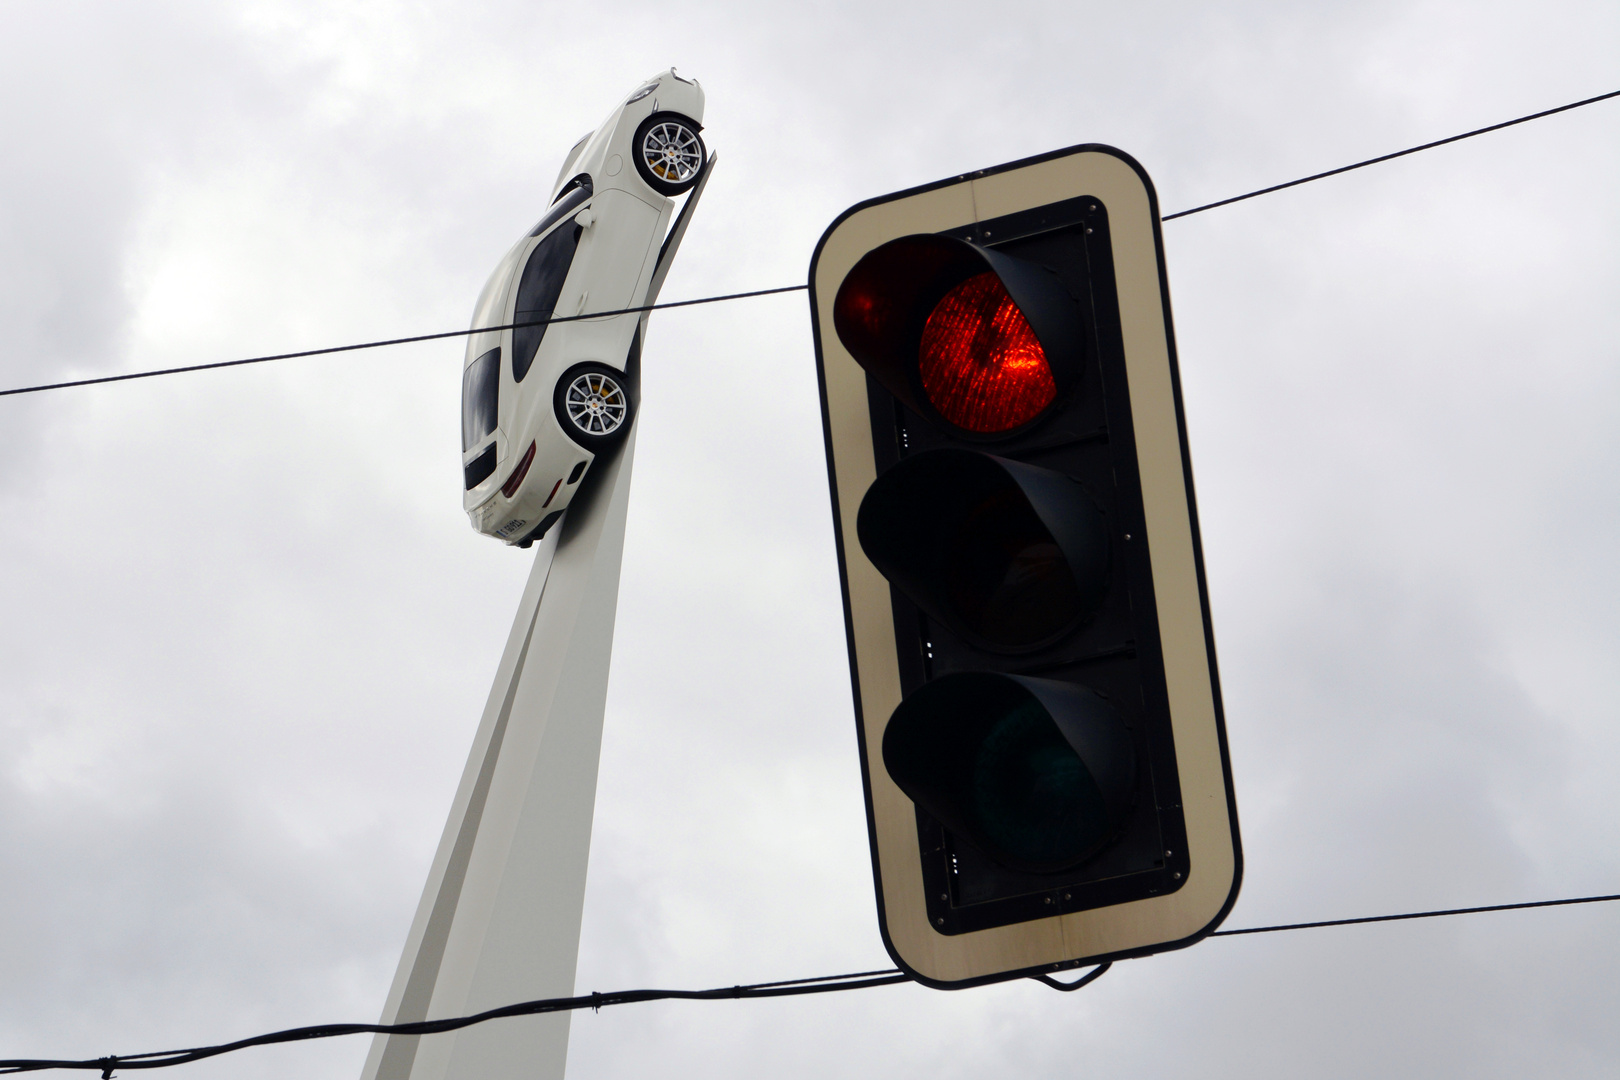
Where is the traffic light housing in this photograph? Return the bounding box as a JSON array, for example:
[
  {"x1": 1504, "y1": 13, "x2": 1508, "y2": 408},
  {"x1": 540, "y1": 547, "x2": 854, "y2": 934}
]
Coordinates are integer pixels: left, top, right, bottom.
[{"x1": 809, "y1": 145, "x2": 1240, "y2": 987}]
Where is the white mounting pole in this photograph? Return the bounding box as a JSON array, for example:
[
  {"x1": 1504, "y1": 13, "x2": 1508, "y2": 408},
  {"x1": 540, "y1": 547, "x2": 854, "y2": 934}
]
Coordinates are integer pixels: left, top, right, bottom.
[
  {"x1": 363, "y1": 151, "x2": 715, "y2": 1080},
  {"x1": 359, "y1": 425, "x2": 639, "y2": 1080}
]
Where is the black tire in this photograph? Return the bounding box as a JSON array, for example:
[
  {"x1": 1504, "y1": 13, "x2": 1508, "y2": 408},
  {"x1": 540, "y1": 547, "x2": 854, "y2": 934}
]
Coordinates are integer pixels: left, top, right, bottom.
[
  {"x1": 632, "y1": 112, "x2": 706, "y2": 196},
  {"x1": 553, "y1": 362, "x2": 634, "y2": 449}
]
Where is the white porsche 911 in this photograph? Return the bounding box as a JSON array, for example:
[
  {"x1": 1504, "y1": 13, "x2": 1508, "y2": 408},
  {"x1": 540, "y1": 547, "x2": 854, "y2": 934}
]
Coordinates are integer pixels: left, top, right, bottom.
[{"x1": 461, "y1": 68, "x2": 712, "y2": 546}]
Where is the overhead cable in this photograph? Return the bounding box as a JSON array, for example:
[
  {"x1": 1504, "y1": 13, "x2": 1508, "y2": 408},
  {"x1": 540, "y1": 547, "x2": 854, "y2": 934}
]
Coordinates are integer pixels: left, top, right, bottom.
[
  {"x1": 0, "y1": 285, "x2": 808, "y2": 399},
  {"x1": 1, "y1": 89, "x2": 1615, "y2": 401},
  {"x1": 1162, "y1": 87, "x2": 1620, "y2": 220},
  {"x1": 1210, "y1": 888, "x2": 1620, "y2": 937},
  {"x1": 0, "y1": 969, "x2": 912, "y2": 1077},
  {"x1": 1, "y1": 88, "x2": 1614, "y2": 401},
  {"x1": 3, "y1": 889, "x2": 1616, "y2": 1076}
]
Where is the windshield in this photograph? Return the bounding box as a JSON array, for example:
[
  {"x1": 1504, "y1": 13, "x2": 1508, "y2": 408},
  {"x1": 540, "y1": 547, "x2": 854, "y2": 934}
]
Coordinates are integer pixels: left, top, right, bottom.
[{"x1": 461, "y1": 347, "x2": 500, "y2": 452}]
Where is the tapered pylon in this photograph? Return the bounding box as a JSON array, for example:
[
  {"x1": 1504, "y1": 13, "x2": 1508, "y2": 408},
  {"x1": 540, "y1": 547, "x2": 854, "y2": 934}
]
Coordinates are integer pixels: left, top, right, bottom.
[{"x1": 360, "y1": 426, "x2": 638, "y2": 1080}]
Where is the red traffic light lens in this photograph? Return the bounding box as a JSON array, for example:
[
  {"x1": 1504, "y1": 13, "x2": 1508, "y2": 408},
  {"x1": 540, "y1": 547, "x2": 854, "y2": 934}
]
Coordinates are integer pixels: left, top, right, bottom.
[{"x1": 919, "y1": 272, "x2": 1056, "y2": 434}]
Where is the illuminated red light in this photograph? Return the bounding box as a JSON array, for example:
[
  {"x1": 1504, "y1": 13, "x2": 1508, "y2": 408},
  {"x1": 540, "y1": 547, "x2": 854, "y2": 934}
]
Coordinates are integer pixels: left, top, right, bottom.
[
  {"x1": 501, "y1": 441, "x2": 537, "y2": 498},
  {"x1": 918, "y1": 273, "x2": 1055, "y2": 433}
]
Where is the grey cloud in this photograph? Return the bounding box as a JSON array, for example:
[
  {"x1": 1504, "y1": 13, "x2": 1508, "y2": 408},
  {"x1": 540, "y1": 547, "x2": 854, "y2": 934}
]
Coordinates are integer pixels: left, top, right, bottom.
[{"x1": 1, "y1": 1, "x2": 1617, "y2": 1078}]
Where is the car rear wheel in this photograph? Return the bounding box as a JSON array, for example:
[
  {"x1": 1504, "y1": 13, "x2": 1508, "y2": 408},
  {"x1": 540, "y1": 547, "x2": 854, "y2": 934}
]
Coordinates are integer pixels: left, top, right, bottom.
[
  {"x1": 554, "y1": 362, "x2": 633, "y2": 448},
  {"x1": 633, "y1": 113, "x2": 705, "y2": 195}
]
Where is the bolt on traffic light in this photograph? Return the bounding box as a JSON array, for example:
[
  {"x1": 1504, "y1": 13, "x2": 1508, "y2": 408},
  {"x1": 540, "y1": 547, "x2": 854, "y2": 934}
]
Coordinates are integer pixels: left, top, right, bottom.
[{"x1": 809, "y1": 145, "x2": 1240, "y2": 988}]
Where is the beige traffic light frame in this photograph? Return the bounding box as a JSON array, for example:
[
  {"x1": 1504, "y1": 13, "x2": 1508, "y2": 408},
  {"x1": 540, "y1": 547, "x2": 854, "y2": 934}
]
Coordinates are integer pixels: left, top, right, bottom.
[{"x1": 808, "y1": 145, "x2": 1241, "y2": 987}]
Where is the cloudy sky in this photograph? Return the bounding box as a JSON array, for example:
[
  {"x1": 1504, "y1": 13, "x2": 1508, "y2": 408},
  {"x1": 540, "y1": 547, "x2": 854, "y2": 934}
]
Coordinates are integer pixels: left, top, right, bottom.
[{"x1": 2, "y1": 1, "x2": 1618, "y2": 1077}]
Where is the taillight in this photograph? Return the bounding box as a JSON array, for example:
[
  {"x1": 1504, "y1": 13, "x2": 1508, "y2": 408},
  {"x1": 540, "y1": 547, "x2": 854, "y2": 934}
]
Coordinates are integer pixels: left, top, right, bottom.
[
  {"x1": 918, "y1": 272, "x2": 1055, "y2": 433},
  {"x1": 501, "y1": 441, "x2": 537, "y2": 498}
]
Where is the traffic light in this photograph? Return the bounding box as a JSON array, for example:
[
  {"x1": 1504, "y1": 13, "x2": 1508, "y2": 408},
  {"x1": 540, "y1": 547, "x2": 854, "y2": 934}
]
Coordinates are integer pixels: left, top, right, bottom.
[{"x1": 809, "y1": 145, "x2": 1240, "y2": 988}]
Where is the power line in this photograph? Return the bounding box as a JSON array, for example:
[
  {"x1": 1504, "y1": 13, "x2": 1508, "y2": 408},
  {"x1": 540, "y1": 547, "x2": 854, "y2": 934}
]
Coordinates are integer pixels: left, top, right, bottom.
[
  {"x1": 1162, "y1": 87, "x2": 1620, "y2": 221},
  {"x1": 1210, "y1": 888, "x2": 1620, "y2": 937},
  {"x1": 0, "y1": 969, "x2": 913, "y2": 1077},
  {"x1": 3, "y1": 889, "x2": 1615, "y2": 1076},
  {"x1": 0, "y1": 285, "x2": 807, "y2": 400},
  {"x1": 1, "y1": 88, "x2": 1614, "y2": 402}
]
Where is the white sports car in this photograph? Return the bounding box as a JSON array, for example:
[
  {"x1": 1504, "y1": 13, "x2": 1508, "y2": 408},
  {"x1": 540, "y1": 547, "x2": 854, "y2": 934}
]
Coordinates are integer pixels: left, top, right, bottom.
[{"x1": 461, "y1": 68, "x2": 712, "y2": 546}]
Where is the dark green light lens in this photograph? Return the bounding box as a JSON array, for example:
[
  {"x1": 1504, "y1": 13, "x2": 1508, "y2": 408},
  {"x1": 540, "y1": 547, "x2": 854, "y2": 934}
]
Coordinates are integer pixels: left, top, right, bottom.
[
  {"x1": 883, "y1": 673, "x2": 1135, "y2": 873},
  {"x1": 969, "y1": 699, "x2": 1108, "y2": 866}
]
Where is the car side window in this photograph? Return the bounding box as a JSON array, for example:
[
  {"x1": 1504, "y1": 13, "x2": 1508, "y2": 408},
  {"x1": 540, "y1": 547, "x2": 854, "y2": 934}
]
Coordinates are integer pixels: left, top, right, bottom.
[
  {"x1": 461, "y1": 347, "x2": 500, "y2": 452},
  {"x1": 512, "y1": 224, "x2": 583, "y2": 382},
  {"x1": 528, "y1": 175, "x2": 593, "y2": 238},
  {"x1": 552, "y1": 134, "x2": 593, "y2": 194}
]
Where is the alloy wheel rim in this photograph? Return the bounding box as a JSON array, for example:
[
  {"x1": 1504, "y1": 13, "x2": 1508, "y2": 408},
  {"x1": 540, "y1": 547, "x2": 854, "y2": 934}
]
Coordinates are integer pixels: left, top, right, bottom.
[
  {"x1": 565, "y1": 372, "x2": 627, "y2": 435},
  {"x1": 641, "y1": 122, "x2": 702, "y2": 183}
]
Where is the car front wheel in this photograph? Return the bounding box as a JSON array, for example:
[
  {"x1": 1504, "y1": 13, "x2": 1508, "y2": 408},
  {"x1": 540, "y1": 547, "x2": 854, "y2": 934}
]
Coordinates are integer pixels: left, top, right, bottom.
[
  {"x1": 633, "y1": 113, "x2": 705, "y2": 195},
  {"x1": 554, "y1": 362, "x2": 633, "y2": 448}
]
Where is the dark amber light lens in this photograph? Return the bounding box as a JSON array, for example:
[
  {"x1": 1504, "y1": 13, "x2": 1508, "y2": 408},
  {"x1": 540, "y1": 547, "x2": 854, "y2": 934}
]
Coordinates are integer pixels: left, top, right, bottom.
[
  {"x1": 942, "y1": 485, "x2": 1082, "y2": 648},
  {"x1": 918, "y1": 272, "x2": 1056, "y2": 433}
]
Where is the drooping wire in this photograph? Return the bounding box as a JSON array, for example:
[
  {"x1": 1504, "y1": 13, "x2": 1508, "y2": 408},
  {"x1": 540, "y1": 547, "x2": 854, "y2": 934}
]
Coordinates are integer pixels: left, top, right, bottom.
[
  {"x1": 1, "y1": 88, "x2": 1614, "y2": 401},
  {"x1": 1030, "y1": 961, "x2": 1111, "y2": 992},
  {"x1": 2, "y1": 890, "x2": 1616, "y2": 1075},
  {"x1": 0, "y1": 970, "x2": 911, "y2": 1076},
  {"x1": 1162, "y1": 88, "x2": 1620, "y2": 221}
]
